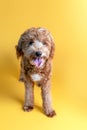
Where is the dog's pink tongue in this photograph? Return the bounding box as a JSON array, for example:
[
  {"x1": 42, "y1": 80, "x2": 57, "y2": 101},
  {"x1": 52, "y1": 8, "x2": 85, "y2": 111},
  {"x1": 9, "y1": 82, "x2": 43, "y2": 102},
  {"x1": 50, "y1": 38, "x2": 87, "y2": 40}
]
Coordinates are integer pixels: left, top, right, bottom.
[{"x1": 34, "y1": 58, "x2": 42, "y2": 67}]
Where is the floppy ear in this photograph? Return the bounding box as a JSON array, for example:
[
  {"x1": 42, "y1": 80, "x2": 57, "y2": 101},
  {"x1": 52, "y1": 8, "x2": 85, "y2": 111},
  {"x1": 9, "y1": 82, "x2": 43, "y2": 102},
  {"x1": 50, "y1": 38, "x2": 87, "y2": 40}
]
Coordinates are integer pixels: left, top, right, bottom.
[
  {"x1": 15, "y1": 37, "x2": 23, "y2": 59},
  {"x1": 50, "y1": 40, "x2": 55, "y2": 59},
  {"x1": 49, "y1": 34, "x2": 55, "y2": 59}
]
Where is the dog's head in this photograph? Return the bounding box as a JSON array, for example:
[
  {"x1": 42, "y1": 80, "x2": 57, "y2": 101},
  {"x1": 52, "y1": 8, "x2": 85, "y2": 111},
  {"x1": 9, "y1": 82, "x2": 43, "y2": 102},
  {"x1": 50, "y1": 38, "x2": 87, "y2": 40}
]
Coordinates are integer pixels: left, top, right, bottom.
[{"x1": 16, "y1": 27, "x2": 55, "y2": 68}]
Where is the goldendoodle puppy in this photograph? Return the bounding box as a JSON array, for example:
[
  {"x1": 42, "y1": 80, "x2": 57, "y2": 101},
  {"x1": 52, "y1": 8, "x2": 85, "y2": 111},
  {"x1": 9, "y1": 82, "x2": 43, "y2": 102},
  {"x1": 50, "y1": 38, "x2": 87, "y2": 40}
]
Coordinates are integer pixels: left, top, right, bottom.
[{"x1": 15, "y1": 27, "x2": 56, "y2": 117}]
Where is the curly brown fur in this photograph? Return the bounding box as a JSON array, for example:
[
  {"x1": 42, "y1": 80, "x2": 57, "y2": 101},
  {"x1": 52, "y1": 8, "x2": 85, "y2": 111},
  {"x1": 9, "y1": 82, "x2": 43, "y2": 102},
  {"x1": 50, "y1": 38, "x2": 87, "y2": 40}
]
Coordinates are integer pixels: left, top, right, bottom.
[{"x1": 15, "y1": 27, "x2": 56, "y2": 117}]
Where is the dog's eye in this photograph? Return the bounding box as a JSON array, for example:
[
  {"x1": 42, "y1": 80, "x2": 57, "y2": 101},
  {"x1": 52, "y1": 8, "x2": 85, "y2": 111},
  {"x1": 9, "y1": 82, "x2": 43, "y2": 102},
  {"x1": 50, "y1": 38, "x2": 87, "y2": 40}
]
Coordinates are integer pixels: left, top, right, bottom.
[
  {"x1": 29, "y1": 41, "x2": 33, "y2": 45},
  {"x1": 43, "y1": 42, "x2": 46, "y2": 45}
]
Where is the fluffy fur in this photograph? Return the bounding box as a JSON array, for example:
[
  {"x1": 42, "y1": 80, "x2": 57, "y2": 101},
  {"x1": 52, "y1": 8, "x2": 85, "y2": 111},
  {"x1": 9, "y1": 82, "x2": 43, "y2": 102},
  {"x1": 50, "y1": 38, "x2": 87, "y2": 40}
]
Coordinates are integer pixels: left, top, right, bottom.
[{"x1": 15, "y1": 27, "x2": 56, "y2": 117}]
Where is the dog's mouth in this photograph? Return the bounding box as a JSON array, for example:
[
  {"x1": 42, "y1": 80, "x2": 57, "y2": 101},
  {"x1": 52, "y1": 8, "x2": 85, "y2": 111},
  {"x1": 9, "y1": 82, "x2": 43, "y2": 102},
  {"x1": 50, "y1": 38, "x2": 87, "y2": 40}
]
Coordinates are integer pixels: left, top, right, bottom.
[
  {"x1": 30, "y1": 57, "x2": 45, "y2": 68},
  {"x1": 33, "y1": 57, "x2": 44, "y2": 68}
]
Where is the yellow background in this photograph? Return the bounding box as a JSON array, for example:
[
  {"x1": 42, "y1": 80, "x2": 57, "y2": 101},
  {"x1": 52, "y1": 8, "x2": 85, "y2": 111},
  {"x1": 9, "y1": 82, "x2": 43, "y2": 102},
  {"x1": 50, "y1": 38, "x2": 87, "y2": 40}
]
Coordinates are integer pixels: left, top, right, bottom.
[{"x1": 0, "y1": 0, "x2": 87, "y2": 130}]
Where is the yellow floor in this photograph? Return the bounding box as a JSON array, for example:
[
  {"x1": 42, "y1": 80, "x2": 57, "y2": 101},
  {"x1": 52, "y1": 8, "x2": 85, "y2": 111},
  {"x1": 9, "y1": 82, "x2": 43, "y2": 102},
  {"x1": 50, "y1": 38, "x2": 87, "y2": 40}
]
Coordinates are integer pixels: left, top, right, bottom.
[{"x1": 0, "y1": 0, "x2": 87, "y2": 130}]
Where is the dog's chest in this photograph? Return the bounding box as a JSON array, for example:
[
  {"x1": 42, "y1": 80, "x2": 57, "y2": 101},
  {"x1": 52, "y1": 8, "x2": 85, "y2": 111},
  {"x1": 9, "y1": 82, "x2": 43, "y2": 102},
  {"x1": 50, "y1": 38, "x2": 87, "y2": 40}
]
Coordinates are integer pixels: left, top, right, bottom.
[{"x1": 31, "y1": 74, "x2": 42, "y2": 81}]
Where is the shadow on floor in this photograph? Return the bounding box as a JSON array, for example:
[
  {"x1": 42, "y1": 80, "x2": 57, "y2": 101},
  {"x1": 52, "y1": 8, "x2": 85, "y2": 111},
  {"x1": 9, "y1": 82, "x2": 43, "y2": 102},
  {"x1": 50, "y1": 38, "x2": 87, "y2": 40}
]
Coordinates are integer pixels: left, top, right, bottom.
[{"x1": 0, "y1": 50, "x2": 24, "y2": 106}]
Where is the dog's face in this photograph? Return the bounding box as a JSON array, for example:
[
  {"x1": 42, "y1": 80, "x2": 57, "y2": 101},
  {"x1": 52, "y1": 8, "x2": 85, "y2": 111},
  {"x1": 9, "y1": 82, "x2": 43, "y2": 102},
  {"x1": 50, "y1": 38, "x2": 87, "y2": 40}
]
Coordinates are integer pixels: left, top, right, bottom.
[
  {"x1": 16, "y1": 27, "x2": 55, "y2": 68},
  {"x1": 23, "y1": 39, "x2": 51, "y2": 68}
]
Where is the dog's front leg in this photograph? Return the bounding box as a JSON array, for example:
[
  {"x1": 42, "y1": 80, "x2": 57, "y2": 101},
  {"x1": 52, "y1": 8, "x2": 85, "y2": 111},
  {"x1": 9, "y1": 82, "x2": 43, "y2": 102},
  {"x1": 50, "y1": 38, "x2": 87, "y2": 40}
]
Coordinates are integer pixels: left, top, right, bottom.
[
  {"x1": 41, "y1": 80, "x2": 56, "y2": 117},
  {"x1": 23, "y1": 80, "x2": 34, "y2": 112}
]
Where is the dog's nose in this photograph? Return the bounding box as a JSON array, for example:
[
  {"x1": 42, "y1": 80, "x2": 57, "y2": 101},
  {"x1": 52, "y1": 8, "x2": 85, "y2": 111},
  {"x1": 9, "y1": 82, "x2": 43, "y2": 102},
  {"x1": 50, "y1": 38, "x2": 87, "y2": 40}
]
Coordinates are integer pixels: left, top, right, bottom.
[{"x1": 35, "y1": 51, "x2": 42, "y2": 57}]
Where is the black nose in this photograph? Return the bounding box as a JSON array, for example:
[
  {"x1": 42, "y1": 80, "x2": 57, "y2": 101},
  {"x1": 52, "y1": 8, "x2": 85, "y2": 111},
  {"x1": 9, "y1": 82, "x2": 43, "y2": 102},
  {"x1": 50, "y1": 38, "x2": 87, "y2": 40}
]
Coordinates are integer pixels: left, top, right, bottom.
[{"x1": 36, "y1": 51, "x2": 42, "y2": 57}]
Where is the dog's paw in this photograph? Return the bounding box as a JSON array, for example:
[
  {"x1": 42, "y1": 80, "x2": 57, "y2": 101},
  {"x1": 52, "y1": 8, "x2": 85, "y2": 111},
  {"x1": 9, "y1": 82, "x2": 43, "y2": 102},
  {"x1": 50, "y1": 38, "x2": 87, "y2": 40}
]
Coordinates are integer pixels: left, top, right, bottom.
[
  {"x1": 23, "y1": 105, "x2": 34, "y2": 112},
  {"x1": 46, "y1": 110, "x2": 56, "y2": 117}
]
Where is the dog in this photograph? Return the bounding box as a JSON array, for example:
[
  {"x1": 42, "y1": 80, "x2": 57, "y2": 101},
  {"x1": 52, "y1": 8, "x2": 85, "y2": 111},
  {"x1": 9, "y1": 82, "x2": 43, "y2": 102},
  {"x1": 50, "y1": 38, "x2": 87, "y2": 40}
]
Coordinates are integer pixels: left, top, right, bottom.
[{"x1": 15, "y1": 27, "x2": 56, "y2": 117}]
